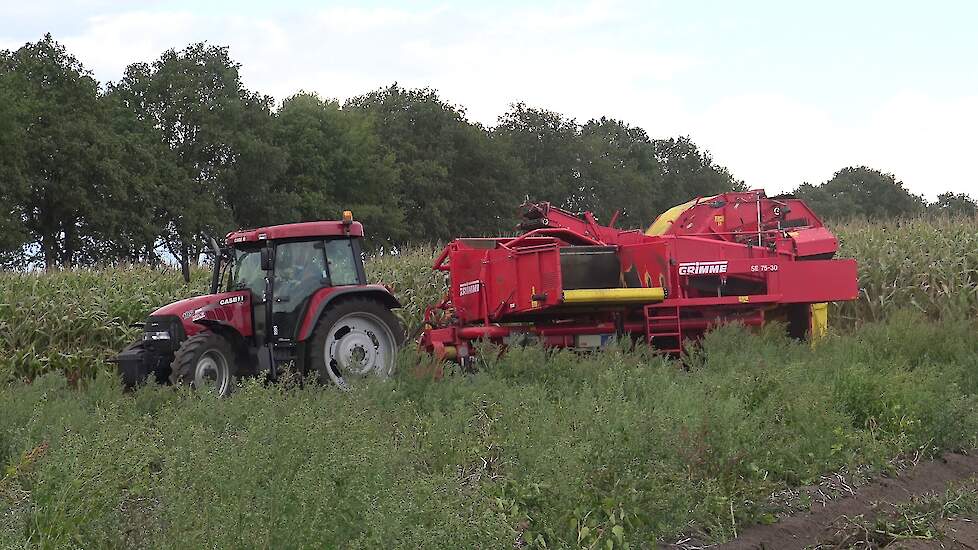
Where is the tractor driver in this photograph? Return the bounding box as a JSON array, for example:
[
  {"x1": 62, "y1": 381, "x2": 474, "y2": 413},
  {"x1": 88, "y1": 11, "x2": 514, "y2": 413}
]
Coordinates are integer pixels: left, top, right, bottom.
[{"x1": 276, "y1": 242, "x2": 327, "y2": 303}]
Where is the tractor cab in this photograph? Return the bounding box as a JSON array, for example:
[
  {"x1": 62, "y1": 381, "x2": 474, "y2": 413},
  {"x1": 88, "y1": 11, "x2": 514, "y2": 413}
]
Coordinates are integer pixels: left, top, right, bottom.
[
  {"x1": 226, "y1": 239, "x2": 359, "y2": 341},
  {"x1": 214, "y1": 212, "x2": 370, "y2": 348},
  {"x1": 116, "y1": 211, "x2": 403, "y2": 396}
]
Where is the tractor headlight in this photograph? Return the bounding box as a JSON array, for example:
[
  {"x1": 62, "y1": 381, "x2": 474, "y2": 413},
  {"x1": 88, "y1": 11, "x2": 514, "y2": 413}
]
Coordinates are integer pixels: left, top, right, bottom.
[{"x1": 143, "y1": 331, "x2": 171, "y2": 341}]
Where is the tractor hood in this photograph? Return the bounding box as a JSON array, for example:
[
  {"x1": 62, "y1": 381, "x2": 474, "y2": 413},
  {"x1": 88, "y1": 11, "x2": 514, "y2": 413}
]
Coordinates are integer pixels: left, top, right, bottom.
[
  {"x1": 151, "y1": 294, "x2": 223, "y2": 321},
  {"x1": 149, "y1": 290, "x2": 254, "y2": 340}
]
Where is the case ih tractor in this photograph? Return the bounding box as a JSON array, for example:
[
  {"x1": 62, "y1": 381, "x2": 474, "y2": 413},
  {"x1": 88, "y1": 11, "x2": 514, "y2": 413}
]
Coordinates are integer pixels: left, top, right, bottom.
[
  {"x1": 115, "y1": 212, "x2": 403, "y2": 395},
  {"x1": 420, "y1": 190, "x2": 859, "y2": 362}
]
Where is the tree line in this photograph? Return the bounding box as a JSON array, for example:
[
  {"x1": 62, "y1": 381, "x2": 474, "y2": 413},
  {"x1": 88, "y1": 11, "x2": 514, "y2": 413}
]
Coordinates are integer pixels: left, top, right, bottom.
[
  {"x1": 795, "y1": 166, "x2": 975, "y2": 220},
  {"x1": 1, "y1": 35, "x2": 973, "y2": 275}
]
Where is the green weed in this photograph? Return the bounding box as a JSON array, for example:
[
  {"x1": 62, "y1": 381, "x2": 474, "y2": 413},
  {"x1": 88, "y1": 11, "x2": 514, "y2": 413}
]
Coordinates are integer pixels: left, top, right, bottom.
[{"x1": 1, "y1": 314, "x2": 976, "y2": 548}]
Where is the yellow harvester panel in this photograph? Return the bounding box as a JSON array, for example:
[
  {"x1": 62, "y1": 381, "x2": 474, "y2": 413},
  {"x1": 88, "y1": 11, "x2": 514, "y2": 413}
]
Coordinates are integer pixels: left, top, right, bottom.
[
  {"x1": 646, "y1": 195, "x2": 716, "y2": 236},
  {"x1": 562, "y1": 288, "x2": 666, "y2": 305}
]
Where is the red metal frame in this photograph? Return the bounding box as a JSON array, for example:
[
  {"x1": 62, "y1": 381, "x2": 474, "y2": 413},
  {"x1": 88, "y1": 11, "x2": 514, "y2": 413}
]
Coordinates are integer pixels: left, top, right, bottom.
[{"x1": 420, "y1": 190, "x2": 859, "y2": 360}]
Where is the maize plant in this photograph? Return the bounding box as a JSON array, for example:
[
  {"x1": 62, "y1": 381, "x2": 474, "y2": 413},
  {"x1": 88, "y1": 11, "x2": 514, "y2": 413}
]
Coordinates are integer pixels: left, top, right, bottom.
[
  {"x1": 365, "y1": 245, "x2": 447, "y2": 338},
  {"x1": 834, "y1": 216, "x2": 978, "y2": 324},
  {"x1": 0, "y1": 266, "x2": 209, "y2": 382}
]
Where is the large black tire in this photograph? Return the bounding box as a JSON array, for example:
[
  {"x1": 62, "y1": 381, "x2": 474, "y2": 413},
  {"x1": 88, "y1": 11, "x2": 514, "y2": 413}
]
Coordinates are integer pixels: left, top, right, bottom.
[
  {"x1": 169, "y1": 332, "x2": 237, "y2": 397},
  {"x1": 309, "y1": 298, "x2": 405, "y2": 389}
]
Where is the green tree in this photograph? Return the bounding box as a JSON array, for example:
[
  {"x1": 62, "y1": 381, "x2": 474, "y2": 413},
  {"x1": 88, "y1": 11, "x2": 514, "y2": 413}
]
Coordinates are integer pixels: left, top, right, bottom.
[
  {"x1": 272, "y1": 93, "x2": 403, "y2": 244},
  {"x1": 577, "y1": 117, "x2": 664, "y2": 227},
  {"x1": 111, "y1": 43, "x2": 283, "y2": 280},
  {"x1": 493, "y1": 103, "x2": 583, "y2": 210},
  {"x1": 495, "y1": 108, "x2": 743, "y2": 229},
  {"x1": 220, "y1": 91, "x2": 288, "y2": 231},
  {"x1": 98, "y1": 90, "x2": 181, "y2": 264},
  {"x1": 795, "y1": 166, "x2": 924, "y2": 219},
  {"x1": 930, "y1": 192, "x2": 976, "y2": 217},
  {"x1": 651, "y1": 136, "x2": 744, "y2": 209},
  {"x1": 0, "y1": 35, "x2": 149, "y2": 268},
  {"x1": 347, "y1": 85, "x2": 520, "y2": 242},
  {"x1": 447, "y1": 122, "x2": 523, "y2": 237},
  {"x1": 0, "y1": 49, "x2": 29, "y2": 262}
]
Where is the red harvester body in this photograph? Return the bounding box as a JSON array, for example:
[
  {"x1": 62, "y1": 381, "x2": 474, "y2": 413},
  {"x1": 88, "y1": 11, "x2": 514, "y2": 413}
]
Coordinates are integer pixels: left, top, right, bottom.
[{"x1": 420, "y1": 190, "x2": 858, "y2": 360}]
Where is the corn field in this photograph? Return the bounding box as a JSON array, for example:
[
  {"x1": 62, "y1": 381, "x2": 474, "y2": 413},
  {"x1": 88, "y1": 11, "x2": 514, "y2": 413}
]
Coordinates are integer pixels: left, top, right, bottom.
[
  {"x1": 1, "y1": 217, "x2": 976, "y2": 381},
  {"x1": 834, "y1": 216, "x2": 978, "y2": 323},
  {"x1": 364, "y1": 245, "x2": 446, "y2": 337}
]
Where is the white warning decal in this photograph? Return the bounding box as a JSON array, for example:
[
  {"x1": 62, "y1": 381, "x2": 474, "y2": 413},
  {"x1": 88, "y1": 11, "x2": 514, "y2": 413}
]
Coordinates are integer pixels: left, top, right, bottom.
[{"x1": 458, "y1": 280, "x2": 481, "y2": 296}]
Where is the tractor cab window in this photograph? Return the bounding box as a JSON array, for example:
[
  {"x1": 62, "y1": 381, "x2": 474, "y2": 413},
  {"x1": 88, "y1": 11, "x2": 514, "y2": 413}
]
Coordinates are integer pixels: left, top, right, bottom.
[
  {"x1": 324, "y1": 239, "x2": 359, "y2": 286},
  {"x1": 275, "y1": 240, "x2": 328, "y2": 301},
  {"x1": 232, "y1": 249, "x2": 264, "y2": 297}
]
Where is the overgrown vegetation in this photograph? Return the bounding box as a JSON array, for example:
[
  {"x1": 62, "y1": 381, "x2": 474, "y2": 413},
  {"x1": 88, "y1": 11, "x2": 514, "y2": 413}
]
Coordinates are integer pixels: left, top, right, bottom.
[
  {"x1": 0, "y1": 246, "x2": 447, "y2": 384},
  {"x1": 0, "y1": 267, "x2": 209, "y2": 384},
  {"x1": 834, "y1": 216, "x2": 978, "y2": 324},
  {"x1": 2, "y1": 314, "x2": 977, "y2": 548}
]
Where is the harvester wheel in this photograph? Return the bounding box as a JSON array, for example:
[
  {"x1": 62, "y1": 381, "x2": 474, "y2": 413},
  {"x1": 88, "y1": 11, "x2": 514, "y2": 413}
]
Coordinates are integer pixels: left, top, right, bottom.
[
  {"x1": 170, "y1": 333, "x2": 237, "y2": 397},
  {"x1": 309, "y1": 298, "x2": 405, "y2": 390}
]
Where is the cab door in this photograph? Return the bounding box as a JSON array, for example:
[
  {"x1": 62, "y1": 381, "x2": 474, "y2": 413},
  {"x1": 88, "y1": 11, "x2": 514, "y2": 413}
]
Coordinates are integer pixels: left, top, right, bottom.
[{"x1": 271, "y1": 240, "x2": 329, "y2": 341}]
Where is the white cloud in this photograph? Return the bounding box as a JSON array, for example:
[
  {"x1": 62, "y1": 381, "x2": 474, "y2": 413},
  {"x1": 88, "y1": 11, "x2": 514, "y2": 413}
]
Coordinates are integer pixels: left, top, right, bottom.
[
  {"x1": 313, "y1": 6, "x2": 439, "y2": 34},
  {"x1": 59, "y1": 11, "x2": 198, "y2": 80},
  {"x1": 862, "y1": 92, "x2": 978, "y2": 198},
  {"x1": 685, "y1": 94, "x2": 858, "y2": 192}
]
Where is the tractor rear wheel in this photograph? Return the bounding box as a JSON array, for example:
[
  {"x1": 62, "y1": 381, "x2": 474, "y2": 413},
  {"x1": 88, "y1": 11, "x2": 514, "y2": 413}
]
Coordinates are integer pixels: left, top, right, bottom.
[
  {"x1": 309, "y1": 298, "x2": 404, "y2": 390},
  {"x1": 170, "y1": 332, "x2": 237, "y2": 397}
]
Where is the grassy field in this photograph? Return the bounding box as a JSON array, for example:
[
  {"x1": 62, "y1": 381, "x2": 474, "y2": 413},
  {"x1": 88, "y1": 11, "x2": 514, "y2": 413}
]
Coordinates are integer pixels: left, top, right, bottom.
[
  {"x1": 3, "y1": 314, "x2": 978, "y2": 548},
  {"x1": 1, "y1": 217, "x2": 977, "y2": 547}
]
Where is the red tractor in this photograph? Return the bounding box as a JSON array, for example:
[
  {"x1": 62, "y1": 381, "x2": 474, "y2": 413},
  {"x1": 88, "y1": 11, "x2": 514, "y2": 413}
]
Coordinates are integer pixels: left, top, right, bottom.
[{"x1": 115, "y1": 212, "x2": 404, "y2": 395}]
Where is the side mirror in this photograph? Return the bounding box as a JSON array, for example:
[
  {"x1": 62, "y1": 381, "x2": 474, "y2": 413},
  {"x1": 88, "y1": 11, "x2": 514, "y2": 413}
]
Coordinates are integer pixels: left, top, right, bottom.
[{"x1": 260, "y1": 247, "x2": 275, "y2": 271}]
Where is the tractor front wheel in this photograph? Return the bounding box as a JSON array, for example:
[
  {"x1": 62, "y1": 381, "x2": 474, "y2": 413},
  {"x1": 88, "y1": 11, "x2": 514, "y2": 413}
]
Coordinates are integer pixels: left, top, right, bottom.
[
  {"x1": 170, "y1": 333, "x2": 237, "y2": 397},
  {"x1": 309, "y1": 298, "x2": 404, "y2": 390}
]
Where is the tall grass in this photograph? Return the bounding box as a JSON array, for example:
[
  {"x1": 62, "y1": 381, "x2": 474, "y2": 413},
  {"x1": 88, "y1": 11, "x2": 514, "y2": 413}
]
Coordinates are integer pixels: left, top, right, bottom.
[
  {"x1": 2, "y1": 218, "x2": 978, "y2": 546},
  {"x1": 2, "y1": 314, "x2": 977, "y2": 547},
  {"x1": 364, "y1": 245, "x2": 446, "y2": 337}
]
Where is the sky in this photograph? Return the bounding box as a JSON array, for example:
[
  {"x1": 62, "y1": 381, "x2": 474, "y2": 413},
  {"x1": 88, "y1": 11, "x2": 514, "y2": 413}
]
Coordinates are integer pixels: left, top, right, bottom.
[{"x1": 2, "y1": 0, "x2": 976, "y2": 199}]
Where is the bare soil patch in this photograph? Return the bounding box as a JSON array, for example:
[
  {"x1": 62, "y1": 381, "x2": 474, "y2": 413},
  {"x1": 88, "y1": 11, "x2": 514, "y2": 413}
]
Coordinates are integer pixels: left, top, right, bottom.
[{"x1": 717, "y1": 453, "x2": 978, "y2": 550}]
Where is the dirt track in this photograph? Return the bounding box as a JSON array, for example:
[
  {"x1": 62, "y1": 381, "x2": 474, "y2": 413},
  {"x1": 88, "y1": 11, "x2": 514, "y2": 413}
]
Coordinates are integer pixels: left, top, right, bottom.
[{"x1": 718, "y1": 453, "x2": 978, "y2": 550}]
